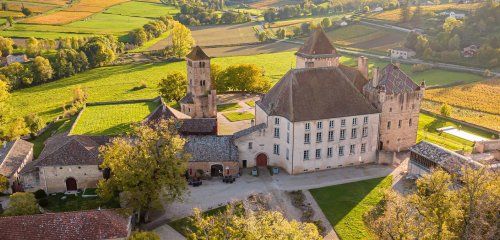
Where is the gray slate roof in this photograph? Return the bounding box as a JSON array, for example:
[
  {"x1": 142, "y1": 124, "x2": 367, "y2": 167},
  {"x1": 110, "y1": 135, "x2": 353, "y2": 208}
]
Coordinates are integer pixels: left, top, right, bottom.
[
  {"x1": 184, "y1": 135, "x2": 238, "y2": 162},
  {"x1": 365, "y1": 63, "x2": 420, "y2": 95},
  {"x1": 233, "y1": 123, "x2": 267, "y2": 139},
  {"x1": 296, "y1": 28, "x2": 339, "y2": 58},
  {"x1": 186, "y1": 46, "x2": 210, "y2": 61},
  {"x1": 180, "y1": 93, "x2": 194, "y2": 104},
  {"x1": 0, "y1": 139, "x2": 33, "y2": 178},
  {"x1": 257, "y1": 67, "x2": 378, "y2": 122},
  {"x1": 410, "y1": 141, "x2": 482, "y2": 175}
]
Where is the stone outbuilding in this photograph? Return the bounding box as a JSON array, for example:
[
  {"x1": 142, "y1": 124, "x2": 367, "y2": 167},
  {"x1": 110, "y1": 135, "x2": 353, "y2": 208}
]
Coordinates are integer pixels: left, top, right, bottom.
[{"x1": 0, "y1": 139, "x2": 34, "y2": 193}]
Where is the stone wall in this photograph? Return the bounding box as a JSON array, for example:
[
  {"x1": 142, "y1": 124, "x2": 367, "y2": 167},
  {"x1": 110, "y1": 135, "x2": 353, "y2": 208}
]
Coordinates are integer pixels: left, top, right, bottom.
[
  {"x1": 188, "y1": 161, "x2": 239, "y2": 177},
  {"x1": 296, "y1": 55, "x2": 339, "y2": 69},
  {"x1": 38, "y1": 165, "x2": 102, "y2": 193}
]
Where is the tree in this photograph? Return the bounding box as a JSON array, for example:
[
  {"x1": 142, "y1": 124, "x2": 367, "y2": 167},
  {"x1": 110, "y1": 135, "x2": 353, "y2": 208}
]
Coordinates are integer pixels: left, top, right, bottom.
[
  {"x1": 3, "y1": 192, "x2": 39, "y2": 216},
  {"x1": 129, "y1": 28, "x2": 148, "y2": 46},
  {"x1": 26, "y1": 37, "x2": 41, "y2": 57},
  {"x1": 0, "y1": 36, "x2": 14, "y2": 57},
  {"x1": 440, "y1": 103, "x2": 452, "y2": 117},
  {"x1": 0, "y1": 77, "x2": 9, "y2": 102},
  {"x1": 321, "y1": 18, "x2": 331, "y2": 28},
  {"x1": 447, "y1": 34, "x2": 461, "y2": 51},
  {"x1": 98, "y1": 120, "x2": 189, "y2": 222},
  {"x1": 21, "y1": 7, "x2": 32, "y2": 16},
  {"x1": 443, "y1": 17, "x2": 463, "y2": 33},
  {"x1": 188, "y1": 203, "x2": 322, "y2": 239},
  {"x1": 6, "y1": 16, "x2": 13, "y2": 27},
  {"x1": 32, "y1": 56, "x2": 53, "y2": 84},
  {"x1": 128, "y1": 231, "x2": 160, "y2": 240},
  {"x1": 171, "y1": 21, "x2": 194, "y2": 58},
  {"x1": 2, "y1": 117, "x2": 29, "y2": 141},
  {"x1": 0, "y1": 174, "x2": 8, "y2": 192},
  {"x1": 210, "y1": 63, "x2": 222, "y2": 90},
  {"x1": 0, "y1": 62, "x2": 32, "y2": 88},
  {"x1": 217, "y1": 64, "x2": 271, "y2": 93},
  {"x1": 24, "y1": 113, "x2": 44, "y2": 136},
  {"x1": 81, "y1": 36, "x2": 118, "y2": 67},
  {"x1": 158, "y1": 71, "x2": 187, "y2": 103},
  {"x1": 258, "y1": 32, "x2": 268, "y2": 42},
  {"x1": 276, "y1": 28, "x2": 286, "y2": 39}
]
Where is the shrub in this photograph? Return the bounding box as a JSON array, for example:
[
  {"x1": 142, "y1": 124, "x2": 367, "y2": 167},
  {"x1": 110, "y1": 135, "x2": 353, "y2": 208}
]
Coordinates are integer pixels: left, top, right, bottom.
[
  {"x1": 34, "y1": 189, "x2": 47, "y2": 199},
  {"x1": 38, "y1": 198, "x2": 49, "y2": 207}
]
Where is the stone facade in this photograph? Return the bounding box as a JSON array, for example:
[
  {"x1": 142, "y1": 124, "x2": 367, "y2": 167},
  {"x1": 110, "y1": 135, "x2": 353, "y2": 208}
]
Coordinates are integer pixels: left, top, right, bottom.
[
  {"x1": 23, "y1": 165, "x2": 102, "y2": 193},
  {"x1": 296, "y1": 55, "x2": 339, "y2": 69},
  {"x1": 188, "y1": 161, "x2": 239, "y2": 177}
]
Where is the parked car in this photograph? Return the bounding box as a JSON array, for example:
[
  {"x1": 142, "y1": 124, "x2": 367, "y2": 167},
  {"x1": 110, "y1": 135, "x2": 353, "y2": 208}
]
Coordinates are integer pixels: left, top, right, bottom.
[{"x1": 222, "y1": 175, "x2": 235, "y2": 184}]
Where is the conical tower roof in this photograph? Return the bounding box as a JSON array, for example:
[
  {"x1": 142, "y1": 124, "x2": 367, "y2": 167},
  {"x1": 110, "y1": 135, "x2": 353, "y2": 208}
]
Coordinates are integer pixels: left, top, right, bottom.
[
  {"x1": 186, "y1": 46, "x2": 210, "y2": 60},
  {"x1": 296, "y1": 27, "x2": 339, "y2": 58}
]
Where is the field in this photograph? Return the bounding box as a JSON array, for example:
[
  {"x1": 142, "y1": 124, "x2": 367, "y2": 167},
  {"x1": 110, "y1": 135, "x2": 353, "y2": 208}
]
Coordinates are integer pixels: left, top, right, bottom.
[
  {"x1": 367, "y1": 3, "x2": 482, "y2": 23},
  {"x1": 1, "y1": 0, "x2": 177, "y2": 39},
  {"x1": 23, "y1": 0, "x2": 130, "y2": 25},
  {"x1": 70, "y1": 101, "x2": 160, "y2": 136},
  {"x1": 8, "y1": 51, "x2": 486, "y2": 123},
  {"x1": 249, "y1": 0, "x2": 301, "y2": 9},
  {"x1": 310, "y1": 176, "x2": 392, "y2": 240}
]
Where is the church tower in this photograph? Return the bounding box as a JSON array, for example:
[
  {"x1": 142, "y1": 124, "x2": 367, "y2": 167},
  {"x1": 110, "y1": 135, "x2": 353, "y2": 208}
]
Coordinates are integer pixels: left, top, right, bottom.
[
  {"x1": 180, "y1": 46, "x2": 217, "y2": 118},
  {"x1": 295, "y1": 27, "x2": 340, "y2": 69}
]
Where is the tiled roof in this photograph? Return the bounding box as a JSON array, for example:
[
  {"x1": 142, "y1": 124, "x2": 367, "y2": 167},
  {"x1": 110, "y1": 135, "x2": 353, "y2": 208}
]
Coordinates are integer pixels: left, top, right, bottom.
[
  {"x1": 0, "y1": 209, "x2": 130, "y2": 240},
  {"x1": 296, "y1": 28, "x2": 339, "y2": 58},
  {"x1": 185, "y1": 135, "x2": 238, "y2": 162},
  {"x1": 186, "y1": 46, "x2": 210, "y2": 61},
  {"x1": 257, "y1": 67, "x2": 378, "y2": 122},
  {"x1": 233, "y1": 123, "x2": 267, "y2": 139},
  {"x1": 179, "y1": 92, "x2": 194, "y2": 104},
  {"x1": 410, "y1": 141, "x2": 482, "y2": 175},
  {"x1": 366, "y1": 63, "x2": 419, "y2": 94},
  {"x1": 21, "y1": 134, "x2": 106, "y2": 173},
  {"x1": 0, "y1": 139, "x2": 33, "y2": 178}
]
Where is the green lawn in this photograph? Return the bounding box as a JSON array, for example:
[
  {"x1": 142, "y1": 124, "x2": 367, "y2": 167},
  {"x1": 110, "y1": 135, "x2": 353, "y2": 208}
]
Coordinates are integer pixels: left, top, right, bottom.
[
  {"x1": 43, "y1": 192, "x2": 120, "y2": 212},
  {"x1": 129, "y1": 30, "x2": 171, "y2": 53},
  {"x1": 310, "y1": 176, "x2": 393, "y2": 240},
  {"x1": 417, "y1": 113, "x2": 491, "y2": 152},
  {"x1": 217, "y1": 103, "x2": 241, "y2": 112},
  {"x1": 222, "y1": 111, "x2": 255, "y2": 122},
  {"x1": 70, "y1": 101, "x2": 159, "y2": 136},
  {"x1": 104, "y1": 1, "x2": 179, "y2": 18},
  {"x1": 8, "y1": 51, "x2": 484, "y2": 123},
  {"x1": 245, "y1": 100, "x2": 255, "y2": 107}
]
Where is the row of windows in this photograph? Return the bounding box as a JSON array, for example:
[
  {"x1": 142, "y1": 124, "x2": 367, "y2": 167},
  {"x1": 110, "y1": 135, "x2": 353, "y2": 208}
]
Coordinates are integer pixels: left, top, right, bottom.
[
  {"x1": 302, "y1": 127, "x2": 368, "y2": 143},
  {"x1": 387, "y1": 118, "x2": 413, "y2": 130},
  {"x1": 187, "y1": 61, "x2": 207, "y2": 68},
  {"x1": 302, "y1": 143, "x2": 367, "y2": 160},
  {"x1": 273, "y1": 116, "x2": 370, "y2": 130}
]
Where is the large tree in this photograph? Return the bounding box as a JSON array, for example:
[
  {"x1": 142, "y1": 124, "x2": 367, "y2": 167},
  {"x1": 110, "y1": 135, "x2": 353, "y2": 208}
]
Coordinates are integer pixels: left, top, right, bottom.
[
  {"x1": 189, "y1": 203, "x2": 322, "y2": 240},
  {"x1": 158, "y1": 71, "x2": 187, "y2": 103},
  {"x1": 0, "y1": 36, "x2": 14, "y2": 57},
  {"x1": 171, "y1": 21, "x2": 195, "y2": 58},
  {"x1": 81, "y1": 36, "x2": 119, "y2": 67},
  {"x1": 98, "y1": 120, "x2": 189, "y2": 222},
  {"x1": 217, "y1": 64, "x2": 271, "y2": 93},
  {"x1": 32, "y1": 56, "x2": 53, "y2": 84},
  {"x1": 0, "y1": 174, "x2": 8, "y2": 192},
  {"x1": 3, "y1": 192, "x2": 39, "y2": 216},
  {"x1": 26, "y1": 37, "x2": 41, "y2": 57}
]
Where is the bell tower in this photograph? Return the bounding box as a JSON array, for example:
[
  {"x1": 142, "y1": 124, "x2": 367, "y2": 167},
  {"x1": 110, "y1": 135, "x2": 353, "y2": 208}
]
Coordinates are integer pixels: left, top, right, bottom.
[
  {"x1": 180, "y1": 46, "x2": 217, "y2": 118},
  {"x1": 295, "y1": 27, "x2": 340, "y2": 69}
]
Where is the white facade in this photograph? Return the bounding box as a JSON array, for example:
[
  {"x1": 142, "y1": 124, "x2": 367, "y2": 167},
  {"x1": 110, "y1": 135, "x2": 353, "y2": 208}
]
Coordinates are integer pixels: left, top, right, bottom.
[
  {"x1": 235, "y1": 105, "x2": 380, "y2": 174},
  {"x1": 390, "y1": 49, "x2": 416, "y2": 59}
]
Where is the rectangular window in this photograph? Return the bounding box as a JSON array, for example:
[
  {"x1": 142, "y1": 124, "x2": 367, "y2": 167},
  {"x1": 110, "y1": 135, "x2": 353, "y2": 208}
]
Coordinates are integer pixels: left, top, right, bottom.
[
  {"x1": 286, "y1": 132, "x2": 290, "y2": 144},
  {"x1": 274, "y1": 128, "x2": 280, "y2": 138},
  {"x1": 362, "y1": 127, "x2": 368, "y2": 137},
  {"x1": 287, "y1": 122, "x2": 290, "y2": 130},
  {"x1": 327, "y1": 147, "x2": 333, "y2": 158},
  {"x1": 329, "y1": 120, "x2": 334, "y2": 129},
  {"x1": 273, "y1": 144, "x2": 280, "y2": 155},
  {"x1": 275, "y1": 117, "x2": 280, "y2": 125},
  {"x1": 304, "y1": 133, "x2": 310, "y2": 144},
  {"x1": 363, "y1": 116, "x2": 369, "y2": 124},
  {"x1": 286, "y1": 148, "x2": 289, "y2": 160},
  {"x1": 387, "y1": 121, "x2": 391, "y2": 130},
  {"x1": 304, "y1": 150, "x2": 310, "y2": 160},
  {"x1": 316, "y1": 132, "x2": 322, "y2": 143},
  {"x1": 328, "y1": 131, "x2": 334, "y2": 141},
  {"x1": 306, "y1": 62, "x2": 314, "y2": 68},
  {"x1": 305, "y1": 122, "x2": 311, "y2": 131},
  {"x1": 398, "y1": 120, "x2": 402, "y2": 128},
  {"x1": 350, "y1": 144, "x2": 355, "y2": 155},
  {"x1": 341, "y1": 119, "x2": 346, "y2": 127},
  {"x1": 409, "y1": 118, "x2": 413, "y2": 126},
  {"x1": 351, "y1": 128, "x2": 357, "y2": 139},
  {"x1": 352, "y1": 118, "x2": 357, "y2": 126},
  {"x1": 248, "y1": 142, "x2": 253, "y2": 149},
  {"x1": 315, "y1": 149, "x2": 321, "y2": 159},
  {"x1": 339, "y1": 146, "x2": 344, "y2": 156},
  {"x1": 361, "y1": 143, "x2": 366, "y2": 153},
  {"x1": 317, "y1": 121, "x2": 323, "y2": 129},
  {"x1": 340, "y1": 129, "x2": 346, "y2": 140}
]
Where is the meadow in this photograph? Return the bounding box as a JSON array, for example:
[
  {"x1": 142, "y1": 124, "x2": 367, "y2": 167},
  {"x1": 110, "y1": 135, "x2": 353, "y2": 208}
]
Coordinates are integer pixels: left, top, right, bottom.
[
  {"x1": 103, "y1": 1, "x2": 179, "y2": 18},
  {"x1": 249, "y1": 0, "x2": 301, "y2": 9},
  {"x1": 8, "y1": 51, "x2": 485, "y2": 124},
  {"x1": 70, "y1": 101, "x2": 160, "y2": 136},
  {"x1": 310, "y1": 176, "x2": 392, "y2": 240},
  {"x1": 367, "y1": 3, "x2": 482, "y2": 23}
]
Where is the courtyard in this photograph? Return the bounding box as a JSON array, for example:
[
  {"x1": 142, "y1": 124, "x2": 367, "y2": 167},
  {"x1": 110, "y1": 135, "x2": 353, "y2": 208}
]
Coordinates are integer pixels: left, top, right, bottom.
[{"x1": 216, "y1": 93, "x2": 260, "y2": 135}]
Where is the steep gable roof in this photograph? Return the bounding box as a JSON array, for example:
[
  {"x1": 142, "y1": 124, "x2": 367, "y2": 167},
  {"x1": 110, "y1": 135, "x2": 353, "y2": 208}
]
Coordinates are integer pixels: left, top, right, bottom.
[
  {"x1": 0, "y1": 209, "x2": 130, "y2": 240},
  {"x1": 186, "y1": 46, "x2": 210, "y2": 61},
  {"x1": 0, "y1": 139, "x2": 33, "y2": 178},
  {"x1": 296, "y1": 28, "x2": 339, "y2": 58},
  {"x1": 366, "y1": 63, "x2": 419, "y2": 94},
  {"x1": 257, "y1": 67, "x2": 378, "y2": 122}
]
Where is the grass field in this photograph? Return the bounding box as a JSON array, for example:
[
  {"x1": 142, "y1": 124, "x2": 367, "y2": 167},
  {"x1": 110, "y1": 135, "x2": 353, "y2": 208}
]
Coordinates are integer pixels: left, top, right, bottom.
[
  {"x1": 367, "y1": 3, "x2": 482, "y2": 22},
  {"x1": 310, "y1": 176, "x2": 392, "y2": 240},
  {"x1": 8, "y1": 51, "x2": 485, "y2": 123},
  {"x1": 223, "y1": 111, "x2": 255, "y2": 122},
  {"x1": 70, "y1": 101, "x2": 159, "y2": 136},
  {"x1": 249, "y1": 0, "x2": 301, "y2": 9},
  {"x1": 217, "y1": 103, "x2": 242, "y2": 112},
  {"x1": 245, "y1": 100, "x2": 255, "y2": 107},
  {"x1": 104, "y1": 1, "x2": 178, "y2": 18}
]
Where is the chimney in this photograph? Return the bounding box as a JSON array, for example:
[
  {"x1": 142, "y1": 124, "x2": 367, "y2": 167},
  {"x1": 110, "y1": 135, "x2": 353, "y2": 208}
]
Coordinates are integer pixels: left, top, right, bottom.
[
  {"x1": 371, "y1": 67, "x2": 379, "y2": 88},
  {"x1": 357, "y1": 56, "x2": 368, "y2": 79}
]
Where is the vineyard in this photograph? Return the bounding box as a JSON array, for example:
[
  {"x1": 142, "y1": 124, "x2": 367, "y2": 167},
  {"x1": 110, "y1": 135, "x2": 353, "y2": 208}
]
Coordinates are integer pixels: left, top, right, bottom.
[{"x1": 367, "y1": 3, "x2": 482, "y2": 22}]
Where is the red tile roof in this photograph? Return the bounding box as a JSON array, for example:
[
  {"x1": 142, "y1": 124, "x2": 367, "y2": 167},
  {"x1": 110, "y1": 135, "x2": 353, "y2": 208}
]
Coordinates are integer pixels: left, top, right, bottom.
[{"x1": 0, "y1": 209, "x2": 131, "y2": 240}]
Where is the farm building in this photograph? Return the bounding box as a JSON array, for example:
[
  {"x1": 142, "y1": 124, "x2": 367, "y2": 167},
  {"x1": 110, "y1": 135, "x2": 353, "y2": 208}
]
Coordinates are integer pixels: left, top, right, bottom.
[
  {"x1": 462, "y1": 44, "x2": 479, "y2": 58},
  {"x1": 0, "y1": 139, "x2": 34, "y2": 193},
  {"x1": 0, "y1": 209, "x2": 132, "y2": 240},
  {"x1": 0, "y1": 54, "x2": 29, "y2": 66},
  {"x1": 389, "y1": 48, "x2": 416, "y2": 59}
]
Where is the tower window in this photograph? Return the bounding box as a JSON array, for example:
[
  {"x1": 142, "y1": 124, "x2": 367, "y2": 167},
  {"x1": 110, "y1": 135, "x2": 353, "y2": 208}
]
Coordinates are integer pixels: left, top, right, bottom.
[
  {"x1": 409, "y1": 118, "x2": 413, "y2": 126},
  {"x1": 306, "y1": 62, "x2": 314, "y2": 68},
  {"x1": 387, "y1": 121, "x2": 391, "y2": 129}
]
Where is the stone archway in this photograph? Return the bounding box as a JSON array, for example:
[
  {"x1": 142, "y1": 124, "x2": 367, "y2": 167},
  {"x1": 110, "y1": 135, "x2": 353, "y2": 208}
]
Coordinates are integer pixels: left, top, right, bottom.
[
  {"x1": 65, "y1": 177, "x2": 77, "y2": 191},
  {"x1": 255, "y1": 153, "x2": 268, "y2": 167},
  {"x1": 210, "y1": 164, "x2": 223, "y2": 177}
]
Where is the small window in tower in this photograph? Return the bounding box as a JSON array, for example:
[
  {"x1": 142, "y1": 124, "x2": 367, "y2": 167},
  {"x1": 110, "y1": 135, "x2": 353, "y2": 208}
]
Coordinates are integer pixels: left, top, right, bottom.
[{"x1": 306, "y1": 62, "x2": 314, "y2": 68}]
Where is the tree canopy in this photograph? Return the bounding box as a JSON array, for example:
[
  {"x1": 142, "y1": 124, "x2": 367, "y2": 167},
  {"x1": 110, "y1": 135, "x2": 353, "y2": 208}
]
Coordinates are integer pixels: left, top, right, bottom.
[
  {"x1": 158, "y1": 71, "x2": 187, "y2": 103},
  {"x1": 216, "y1": 64, "x2": 271, "y2": 93},
  {"x1": 3, "y1": 192, "x2": 39, "y2": 216}
]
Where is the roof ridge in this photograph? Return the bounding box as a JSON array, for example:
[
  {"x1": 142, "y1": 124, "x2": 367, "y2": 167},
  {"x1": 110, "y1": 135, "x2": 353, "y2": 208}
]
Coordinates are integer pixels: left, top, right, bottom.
[{"x1": 335, "y1": 67, "x2": 379, "y2": 112}]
